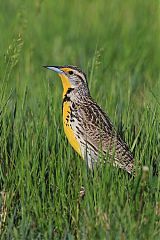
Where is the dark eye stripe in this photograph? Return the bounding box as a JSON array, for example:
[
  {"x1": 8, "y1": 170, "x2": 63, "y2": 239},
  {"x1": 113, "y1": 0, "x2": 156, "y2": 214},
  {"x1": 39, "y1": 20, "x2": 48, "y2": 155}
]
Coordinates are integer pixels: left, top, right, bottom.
[{"x1": 75, "y1": 73, "x2": 84, "y2": 82}]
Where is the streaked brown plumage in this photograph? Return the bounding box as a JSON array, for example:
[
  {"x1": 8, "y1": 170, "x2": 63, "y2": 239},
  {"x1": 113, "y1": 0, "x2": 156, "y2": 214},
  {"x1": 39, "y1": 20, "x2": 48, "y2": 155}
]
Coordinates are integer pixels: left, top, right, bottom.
[{"x1": 44, "y1": 65, "x2": 134, "y2": 174}]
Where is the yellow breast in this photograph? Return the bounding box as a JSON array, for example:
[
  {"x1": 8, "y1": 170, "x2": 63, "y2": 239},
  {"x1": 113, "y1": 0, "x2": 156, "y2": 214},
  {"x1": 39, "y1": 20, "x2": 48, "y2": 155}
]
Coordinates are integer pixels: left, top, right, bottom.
[{"x1": 63, "y1": 101, "x2": 82, "y2": 157}]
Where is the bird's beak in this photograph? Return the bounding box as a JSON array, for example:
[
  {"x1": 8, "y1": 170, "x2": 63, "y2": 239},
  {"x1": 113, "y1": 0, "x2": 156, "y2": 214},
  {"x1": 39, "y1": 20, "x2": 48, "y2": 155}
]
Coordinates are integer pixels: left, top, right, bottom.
[{"x1": 43, "y1": 66, "x2": 64, "y2": 74}]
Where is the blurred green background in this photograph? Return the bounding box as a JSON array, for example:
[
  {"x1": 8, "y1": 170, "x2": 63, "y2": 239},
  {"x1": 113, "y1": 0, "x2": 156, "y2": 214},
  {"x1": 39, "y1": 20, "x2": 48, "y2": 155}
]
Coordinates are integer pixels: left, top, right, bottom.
[
  {"x1": 1, "y1": 0, "x2": 160, "y2": 94},
  {"x1": 0, "y1": 0, "x2": 160, "y2": 239}
]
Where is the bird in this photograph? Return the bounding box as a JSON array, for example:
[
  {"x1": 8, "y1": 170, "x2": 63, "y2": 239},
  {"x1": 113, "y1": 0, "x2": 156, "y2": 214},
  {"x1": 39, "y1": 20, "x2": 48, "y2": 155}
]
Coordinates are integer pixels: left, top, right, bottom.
[{"x1": 44, "y1": 65, "x2": 134, "y2": 174}]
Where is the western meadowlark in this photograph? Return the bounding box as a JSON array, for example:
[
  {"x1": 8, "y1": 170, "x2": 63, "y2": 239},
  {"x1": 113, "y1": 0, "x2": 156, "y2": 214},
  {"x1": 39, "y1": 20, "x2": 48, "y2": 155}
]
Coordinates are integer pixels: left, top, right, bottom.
[{"x1": 44, "y1": 65, "x2": 134, "y2": 174}]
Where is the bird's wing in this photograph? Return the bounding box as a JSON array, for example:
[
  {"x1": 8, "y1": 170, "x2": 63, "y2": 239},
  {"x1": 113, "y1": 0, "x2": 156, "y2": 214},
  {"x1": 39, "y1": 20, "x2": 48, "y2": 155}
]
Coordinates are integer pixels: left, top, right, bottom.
[{"x1": 77, "y1": 98, "x2": 134, "y2": 173}]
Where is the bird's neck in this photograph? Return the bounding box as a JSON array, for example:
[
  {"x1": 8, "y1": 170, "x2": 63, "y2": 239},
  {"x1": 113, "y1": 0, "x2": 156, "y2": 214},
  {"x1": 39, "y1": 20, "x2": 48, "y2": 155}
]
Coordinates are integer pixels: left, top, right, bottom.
[
  {"x1": 62, "y1": 86, "x2": 90, "y2": 104},
  {"x1": 62, "y1": 84, "x2": 72, "y2": 99},
  {"x1": 62, "y1": 87, "x2": 74, "y2": 102}
]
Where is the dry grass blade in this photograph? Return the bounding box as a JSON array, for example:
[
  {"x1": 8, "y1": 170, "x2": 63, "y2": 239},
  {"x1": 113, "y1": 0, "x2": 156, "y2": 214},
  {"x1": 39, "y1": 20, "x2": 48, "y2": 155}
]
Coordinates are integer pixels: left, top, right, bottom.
[{"x1": 0, "y1": 191, "x2": 7, "y2": 233}]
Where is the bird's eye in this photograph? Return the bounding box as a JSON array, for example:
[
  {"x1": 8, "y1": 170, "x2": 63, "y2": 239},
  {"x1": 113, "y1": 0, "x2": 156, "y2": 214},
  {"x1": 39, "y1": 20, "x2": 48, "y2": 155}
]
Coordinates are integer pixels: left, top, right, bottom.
[{"x1": 68, "y1": 70, "x2": 73, "y2": 75}]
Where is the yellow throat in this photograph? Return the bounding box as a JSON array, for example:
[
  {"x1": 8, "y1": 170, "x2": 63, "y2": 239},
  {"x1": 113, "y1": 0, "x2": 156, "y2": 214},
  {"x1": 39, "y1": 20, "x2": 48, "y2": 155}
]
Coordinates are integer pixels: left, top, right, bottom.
[{"x1": 58, "y1": 70, "x2": 82, "y2": 157}]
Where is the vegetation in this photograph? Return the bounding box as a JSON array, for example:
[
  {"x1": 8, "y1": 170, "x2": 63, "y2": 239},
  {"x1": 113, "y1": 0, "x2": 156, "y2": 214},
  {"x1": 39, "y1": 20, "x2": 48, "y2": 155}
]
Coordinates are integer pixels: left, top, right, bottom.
[{"x1": 0, "y1": 0, "x2": 159, "y2": 239}]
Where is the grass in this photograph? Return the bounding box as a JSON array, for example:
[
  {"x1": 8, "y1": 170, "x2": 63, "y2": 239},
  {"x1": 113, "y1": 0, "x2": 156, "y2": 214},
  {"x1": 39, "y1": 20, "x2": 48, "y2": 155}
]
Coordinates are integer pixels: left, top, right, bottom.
[{"x1": 0, "y1": 0, "x2": 160, "y2": 239}]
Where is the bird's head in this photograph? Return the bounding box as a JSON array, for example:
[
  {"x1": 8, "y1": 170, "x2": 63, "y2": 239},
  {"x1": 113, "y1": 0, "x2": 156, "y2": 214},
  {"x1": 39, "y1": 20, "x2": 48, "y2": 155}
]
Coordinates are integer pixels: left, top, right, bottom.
[{"x1": 44, "y1": 65, "x2": 89, "y2": 96}]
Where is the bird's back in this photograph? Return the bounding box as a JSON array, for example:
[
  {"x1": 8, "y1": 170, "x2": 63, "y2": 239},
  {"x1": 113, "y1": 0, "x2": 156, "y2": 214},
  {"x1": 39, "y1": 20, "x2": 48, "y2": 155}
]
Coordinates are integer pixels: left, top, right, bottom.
[{"x1": 70, "y1": 95, "x2": 134, "y2": 173}]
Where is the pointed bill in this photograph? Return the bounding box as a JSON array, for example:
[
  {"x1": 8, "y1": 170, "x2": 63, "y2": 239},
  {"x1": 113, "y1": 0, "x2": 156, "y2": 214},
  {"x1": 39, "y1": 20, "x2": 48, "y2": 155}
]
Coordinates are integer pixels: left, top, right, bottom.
[{"x1": 43, "y1": 66, "x2": 64, "y2": 74}]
